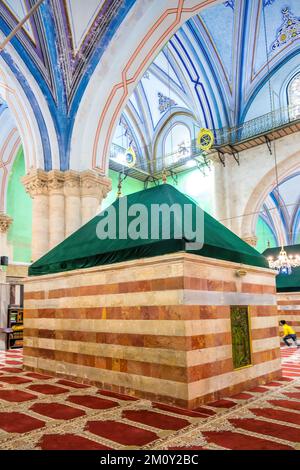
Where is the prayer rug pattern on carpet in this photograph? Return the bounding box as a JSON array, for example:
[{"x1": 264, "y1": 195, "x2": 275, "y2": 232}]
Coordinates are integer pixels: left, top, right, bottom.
[{"x1": 0, "y1": 348, "x2": 299, "y2": 450}]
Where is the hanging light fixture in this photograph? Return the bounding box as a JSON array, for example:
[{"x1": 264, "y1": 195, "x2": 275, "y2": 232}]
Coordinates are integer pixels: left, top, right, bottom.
[
  {"x1": 261, "y1": 6, "x2": 300, "y2": 275},
  {"x1": 268, "y1": 248, "x2": 300, "y2": 275}
]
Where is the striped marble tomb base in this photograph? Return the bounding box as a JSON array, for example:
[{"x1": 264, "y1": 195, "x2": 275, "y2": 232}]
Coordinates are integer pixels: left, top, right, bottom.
[
  {"x1": 23, "y1": 253, "x2": 282, "y2": 409},
  {"x1": 278, "y1": 292, "x2": 300, "y2": 337}
]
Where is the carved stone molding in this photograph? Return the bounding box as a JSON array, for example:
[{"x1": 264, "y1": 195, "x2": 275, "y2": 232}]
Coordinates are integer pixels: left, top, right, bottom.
[
  {"x1": 22, "y1": 169, "x2": 49, "y2": 197},
  {"x1": 80, "y1": 170, "x2": 112, "y2": 199},
  {"x1": 22, "y1": 169, "x2": 112, "y2": 201},
  {"x1": 48, "y1": 170, "x2": 65, "y2": 194},
  {"x1": 242, "y1": 235, "x2": 258, "y2": 247},
  {"x1": 0, "y1": 213, "x2": 13, "y2": 233},
  {"x1": 64, "y1": 170, "x2": 80, "y2": 197}
]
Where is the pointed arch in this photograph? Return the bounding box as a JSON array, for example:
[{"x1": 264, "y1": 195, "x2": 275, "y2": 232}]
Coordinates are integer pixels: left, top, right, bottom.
[{"x1": 241, "y1": 150, "x2": 300, "y2": 240}]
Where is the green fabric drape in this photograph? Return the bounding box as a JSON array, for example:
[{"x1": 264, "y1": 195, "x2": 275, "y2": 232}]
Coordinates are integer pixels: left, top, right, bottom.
[{"x1": 29, "y1": 184, "x2": 269, "y2": 276}]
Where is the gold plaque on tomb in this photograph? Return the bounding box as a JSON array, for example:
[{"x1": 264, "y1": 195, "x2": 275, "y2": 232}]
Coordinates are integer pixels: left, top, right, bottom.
[{"x1": 230, "y1": 306, "x2": 252, "y2": 370}]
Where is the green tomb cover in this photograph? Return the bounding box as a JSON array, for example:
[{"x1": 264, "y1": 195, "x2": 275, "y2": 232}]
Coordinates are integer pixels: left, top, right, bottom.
[
  {"x1": 263, "y1": 245, "x2": 300, "y2": 292},
  {"x1": 29, "y1": 184, "x2": 268, "y2": 276}
]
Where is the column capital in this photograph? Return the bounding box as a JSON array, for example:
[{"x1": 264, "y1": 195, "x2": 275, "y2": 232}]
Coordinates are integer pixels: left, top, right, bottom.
[
  {"x1": 80, "y1": 170, "x2": 112, "y2": 199},
  {"x1": 242, "y1": 234, "x2": 258, "y2": 247},
  {"x1": 0, "y1": 213, "x2": 13, "y2": 233},
  {"x1": 47, "y1": 170, "x2": 65, "y2": 194},
  {"x1": 64, "y1": 170, "x2": 80, "y2": 197},
  {"x1": 22, "y1": 169, "x2": 49, "y2": 197}
]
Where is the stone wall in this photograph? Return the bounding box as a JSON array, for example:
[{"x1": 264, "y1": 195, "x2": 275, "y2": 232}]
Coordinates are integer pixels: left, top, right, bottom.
[
  {"x1": 213, "y1": 131, "x2": 300, "y2": 244},
  {"x1": 277, "y1": 292, "x2": 300, "y2": 337}
]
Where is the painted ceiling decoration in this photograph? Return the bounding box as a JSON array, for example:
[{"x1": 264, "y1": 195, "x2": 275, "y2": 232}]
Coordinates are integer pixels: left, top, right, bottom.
[
  {"x1": 224, "y1": 1, "x2": 276, "y2": 9},
  {"x1": 0, "y1": 0, "x2": 136, "y2": 170},
  {"x1": 0, "y1": 1, "x2": 55, "y2": 92},
  {"x1": 0, "y1": 0, "x2": 299, "y2": 172},
  {"x1": 271, "y1": 7, "x2": 300, "y2": 51},
  {"x1": 114, "y1": 0, "x2": 300, "y2": 170},
  {"x1": 223, "y1": 1, "x2": 235, "y2": 10},
  {"x1": 258, "y1": 173, "x2": 300, "y2": 247},
  {"x1": 158, "y1": 92, "x2": 178, "y2": 114},
  {"x1": 0, "y1": 0, "x2": 135, "y2": 106}
]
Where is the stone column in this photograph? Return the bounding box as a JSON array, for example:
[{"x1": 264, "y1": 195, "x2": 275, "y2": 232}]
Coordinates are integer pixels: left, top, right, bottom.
[
  {"x1": 22, "y1": 169, "x2": 112, "y2": 260},
  {"x1": 80, "y1": 170, "x2": 112, "y2": 225},
  {"x1": 0, "y1": 213, "x2": 13, "y2": 258},
  {"x1": 212, "y1": 160, "x2": 230, "y2": 227},
  {"x1": 48, "y1": 170, "x2": 65, "y2": 249},
  {"x1": 64, "y1": 171, "x2": 81, "y2": 237},
  {"x1": 22, "y1": 169, "x2": 49, "y2": 261}
]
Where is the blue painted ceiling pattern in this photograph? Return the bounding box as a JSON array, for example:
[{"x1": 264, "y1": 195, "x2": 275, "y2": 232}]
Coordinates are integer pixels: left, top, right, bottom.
[
  {"x1": 117, "y1": 0, "x2": 300, "y2": 165},
  {"x1": 259, "y1": 173, "x2": 300, "y2": 246},
  {"x1": 0, "y1": 0, "x2": 300, "y2": 171},
  {"x1": 0, "y1": 0, "x2": 136, "y2": 170}
]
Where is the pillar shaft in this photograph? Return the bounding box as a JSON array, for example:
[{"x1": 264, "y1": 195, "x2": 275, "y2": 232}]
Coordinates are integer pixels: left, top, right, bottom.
[
  {"x1": 48, "y1": 171, "x2": 65, "y2": 249},
  {"x1": 64, "y1": 171, "x2": 81, "y2": 237},
  {"x1": 32, "y1": 194, "x2": 49, "y2": 259},
  {"x1": 23, "y1": 169, "x2": 112, "y2": 260},
  {"x1": 81, "y1": 196, "x2": 99, "y2": 225},
  {"x1": 213, "y1": 160, "x2": 229, "y2": 226},
  {"x1": 22, "y1": 170, "x2": 49, "y2": 261},
  {"x1": 80, "y1": 170, "x2": 112, "y2": 225}
]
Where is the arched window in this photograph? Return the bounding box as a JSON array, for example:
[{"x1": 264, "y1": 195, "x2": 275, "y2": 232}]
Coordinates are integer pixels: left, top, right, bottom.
[
  {"x1": 163, "y1": 123, "x2": 191, "y2": 165},
  {"x1": 288, "y1": 73, "x2": 300, "y2": 120}
]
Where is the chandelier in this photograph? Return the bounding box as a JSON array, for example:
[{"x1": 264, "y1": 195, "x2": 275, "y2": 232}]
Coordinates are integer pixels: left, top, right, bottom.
[{"x1": 268, "y1": 246, "x2": 300, "y2": 275}]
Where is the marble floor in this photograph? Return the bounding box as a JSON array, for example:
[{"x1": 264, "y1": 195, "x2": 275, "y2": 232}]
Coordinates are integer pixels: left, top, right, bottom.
[{"x1": 0, "y1": 347, "x2": 299, "y2": 450}]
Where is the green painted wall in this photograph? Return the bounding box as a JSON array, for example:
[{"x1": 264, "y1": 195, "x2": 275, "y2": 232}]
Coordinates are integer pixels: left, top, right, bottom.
[
  {"x1": 7, "y1": 147, "x2": 32, "y2": 263},
  {"x1": 255, "y1": 216, "x2": 277, "y2": 253},
  {"x1": 102, "y1": 169, "x2": 214, "y2": 214},
  {"x1": 103, "y1": 167, "x2": 214, "y2": 215},
  {"x1": 163, "y1": 167, "x2": 214, "y2": 215}
]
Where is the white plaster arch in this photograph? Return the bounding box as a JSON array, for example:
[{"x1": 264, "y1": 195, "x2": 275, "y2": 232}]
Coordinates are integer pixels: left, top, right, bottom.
[
  {"x1": 70, "y1": 0, "x2": 222, "y2": 174},
  {"x1": 279, "y1": 63, "x2": 300, "y2": 110},
  {"x1": 0, "y1": 42, "x2": 60, "y2": 172},
  {"x1": 0, "y1": 123, "x2": 21, "y2": 212},
  {"x1": 241, "y1": 150, "x2": 300, "y2": 242}
]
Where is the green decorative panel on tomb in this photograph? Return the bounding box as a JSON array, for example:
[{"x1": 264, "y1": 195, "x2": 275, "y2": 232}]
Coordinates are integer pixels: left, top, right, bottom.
[{"x1": 230, "y1": 306, "x2": 252, "y2": 370}]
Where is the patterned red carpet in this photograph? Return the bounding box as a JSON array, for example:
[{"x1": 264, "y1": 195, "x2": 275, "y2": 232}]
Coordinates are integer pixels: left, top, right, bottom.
[{"x1": 0, "y1": 348, "x2": 300, "y2": 450}]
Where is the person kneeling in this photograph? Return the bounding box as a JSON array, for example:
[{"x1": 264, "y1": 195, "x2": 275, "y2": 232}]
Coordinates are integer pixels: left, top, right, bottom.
[{"x1": 279, "y1": 320, "x2": 300, "y2": 348}]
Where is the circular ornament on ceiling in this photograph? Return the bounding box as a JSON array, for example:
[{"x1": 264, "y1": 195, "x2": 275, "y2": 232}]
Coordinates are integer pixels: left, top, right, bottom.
[
  {"x1": 125, "y1": 146, "x2": 136, "y2": 167},
  {"x1": 196, "y1": 128, "x2": 214, "y2": 151}
]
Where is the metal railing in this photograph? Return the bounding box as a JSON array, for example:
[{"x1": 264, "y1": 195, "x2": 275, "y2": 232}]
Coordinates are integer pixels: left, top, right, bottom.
[
  {"x1": 109, "y1": 104, "x2": 300, "y2": 178},
  {"x1": 110, "y1": 139, "x2": 208, "y2": 177},
  {"x1": 213, "y1": 104, "x2": 300, "y2": 147}
]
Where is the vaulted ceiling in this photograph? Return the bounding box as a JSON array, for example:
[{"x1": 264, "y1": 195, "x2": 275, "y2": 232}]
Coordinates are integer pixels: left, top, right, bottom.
[
  {"x1": 0, "y1": 0, "x2": 136, "y2": 169},
  {"x1": 259, "y1": 172, "x2": 300, "y2": 248},
  {"x1": 0, "y1": 0, "x2": 300, "y2": 172},
  {"x1": 118, "y1": 0, "x2": 300, "y2": 164},
  {"x1": 0, "y1": 0, "x2": 135, "y2": 109}
]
